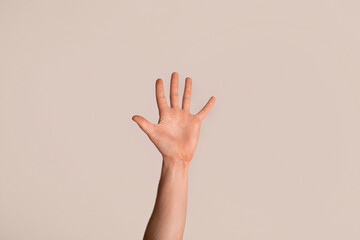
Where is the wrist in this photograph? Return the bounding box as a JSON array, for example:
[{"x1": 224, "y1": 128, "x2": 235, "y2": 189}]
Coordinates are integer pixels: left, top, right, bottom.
[{"x1": 162, "y1": 156, "x2": 190, "y2": 170}]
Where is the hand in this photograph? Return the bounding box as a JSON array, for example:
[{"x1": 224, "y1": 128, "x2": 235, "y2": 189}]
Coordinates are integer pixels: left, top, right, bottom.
[{"x1": 132, "y1": 72, "x2": 216, "y2": 163}]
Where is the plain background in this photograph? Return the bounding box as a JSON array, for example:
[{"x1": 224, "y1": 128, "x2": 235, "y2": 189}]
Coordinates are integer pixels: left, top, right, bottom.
[{"x1": 1, "y1": 0, "x2": 360, "y2": 239}]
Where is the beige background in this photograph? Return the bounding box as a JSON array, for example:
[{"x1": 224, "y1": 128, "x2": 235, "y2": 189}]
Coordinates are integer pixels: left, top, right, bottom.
[{"x1": 1, "y1": 0, "x2": 360, "y2": 239}]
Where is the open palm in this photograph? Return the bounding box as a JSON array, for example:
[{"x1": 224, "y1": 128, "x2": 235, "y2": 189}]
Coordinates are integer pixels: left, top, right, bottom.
[{"x1": 132, "y1": 72, "x2": 216, "y2": 162}]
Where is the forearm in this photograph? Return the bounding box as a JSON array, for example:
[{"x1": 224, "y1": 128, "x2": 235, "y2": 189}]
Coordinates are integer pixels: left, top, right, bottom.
[{"x1": 143, "y1": 157, "x2": 189, "y2": 240}]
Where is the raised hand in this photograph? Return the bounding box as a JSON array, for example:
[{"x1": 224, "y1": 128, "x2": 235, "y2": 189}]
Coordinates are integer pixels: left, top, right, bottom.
[{"x1": 132, "y1": 72, "x2": 216, "y2": 163}]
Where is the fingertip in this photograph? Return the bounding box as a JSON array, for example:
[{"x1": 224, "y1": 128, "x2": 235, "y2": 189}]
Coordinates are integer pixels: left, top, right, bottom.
[
  {"x1": 132, "y1": 115, "x2": 138, "y2": 121},
  {"x1": 208, "y1": 96, "x2": 216, "y2": 103}
]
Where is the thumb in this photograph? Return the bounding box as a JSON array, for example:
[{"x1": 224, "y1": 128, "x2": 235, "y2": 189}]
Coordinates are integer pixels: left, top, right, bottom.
[{"x1": 132, "y1": 115, "x2": 155, "y2": 137}]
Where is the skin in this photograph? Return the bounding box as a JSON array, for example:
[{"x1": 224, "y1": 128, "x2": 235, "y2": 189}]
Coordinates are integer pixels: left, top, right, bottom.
[{"x1": 132, "y1": 72, "x2": 215, "y2": 240}]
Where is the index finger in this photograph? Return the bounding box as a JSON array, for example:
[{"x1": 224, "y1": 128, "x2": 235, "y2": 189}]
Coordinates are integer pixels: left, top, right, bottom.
[{"x1": 156, "y1": 78, "x2": 169, "y2": 116}]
